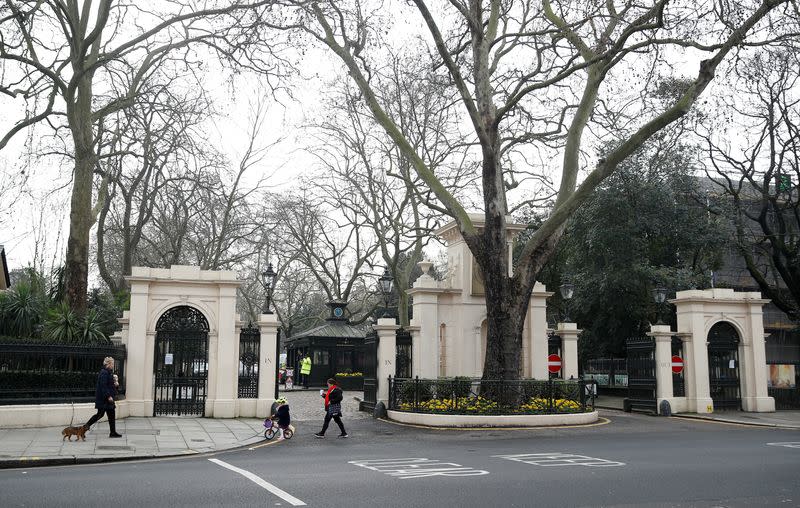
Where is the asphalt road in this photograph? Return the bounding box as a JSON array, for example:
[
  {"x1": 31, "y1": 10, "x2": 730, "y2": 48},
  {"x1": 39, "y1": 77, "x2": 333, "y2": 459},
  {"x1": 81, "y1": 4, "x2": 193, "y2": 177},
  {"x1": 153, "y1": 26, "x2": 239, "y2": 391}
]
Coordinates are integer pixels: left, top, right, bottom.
[{"x1": 2, "y1": 411, "x2": 799, "y2": 508}]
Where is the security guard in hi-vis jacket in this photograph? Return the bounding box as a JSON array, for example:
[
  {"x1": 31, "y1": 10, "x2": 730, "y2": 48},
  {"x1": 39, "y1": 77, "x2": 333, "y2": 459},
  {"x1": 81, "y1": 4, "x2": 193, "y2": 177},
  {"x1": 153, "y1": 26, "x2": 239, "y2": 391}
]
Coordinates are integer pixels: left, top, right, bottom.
[{"x1": 300, "y1": 355, "x2": 312, "y2": 388}]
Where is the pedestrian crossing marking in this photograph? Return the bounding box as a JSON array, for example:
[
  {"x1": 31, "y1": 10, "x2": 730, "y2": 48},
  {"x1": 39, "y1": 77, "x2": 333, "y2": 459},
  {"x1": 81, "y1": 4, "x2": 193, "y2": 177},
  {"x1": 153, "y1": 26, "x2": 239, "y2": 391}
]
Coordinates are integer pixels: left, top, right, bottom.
[
  {"x1": 493, "y1": 452, "x2": 625, "y2": 467},
  {"x1": 349, "y1": 457, "x2": 489, "y2": 479}
]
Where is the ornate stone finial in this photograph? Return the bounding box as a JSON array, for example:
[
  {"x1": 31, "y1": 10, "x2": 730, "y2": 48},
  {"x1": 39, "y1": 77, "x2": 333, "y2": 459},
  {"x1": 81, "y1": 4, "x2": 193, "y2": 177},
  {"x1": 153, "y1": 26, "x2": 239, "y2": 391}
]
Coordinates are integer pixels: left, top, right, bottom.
[{"x1": 417, "y1": 260, "x2": 433, "y2": 277}]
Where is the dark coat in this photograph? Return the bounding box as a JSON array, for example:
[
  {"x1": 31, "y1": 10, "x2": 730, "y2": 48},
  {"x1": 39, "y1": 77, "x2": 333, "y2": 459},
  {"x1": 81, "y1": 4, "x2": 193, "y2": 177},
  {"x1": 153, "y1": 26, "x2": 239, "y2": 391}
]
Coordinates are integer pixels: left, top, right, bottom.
[
  {"x1": 94, "y1": 367, "x2": 116, "y2": 410},
  {"x1": 327, "y1": 386, "x2": 343, "y2": 405},
  {"x1": 276, "y1": 404, "x2": 290, "y2": 428}
]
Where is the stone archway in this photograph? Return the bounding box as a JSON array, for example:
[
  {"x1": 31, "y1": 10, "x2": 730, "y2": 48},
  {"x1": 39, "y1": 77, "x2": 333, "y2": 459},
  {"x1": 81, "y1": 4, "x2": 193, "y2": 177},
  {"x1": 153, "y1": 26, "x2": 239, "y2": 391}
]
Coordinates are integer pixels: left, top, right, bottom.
[
  {"x1": 153, "y1": 305, "x2": 210, "y2": 416},
  {"x1": 119, "y1": 265, "x2": 279, "y2": 418},
  {"x1": 707, "y1": 321, "x2": 741, "y2": 410},
  {"x1": 671, "y1": 288, "x2": 775, "y2": 413}
]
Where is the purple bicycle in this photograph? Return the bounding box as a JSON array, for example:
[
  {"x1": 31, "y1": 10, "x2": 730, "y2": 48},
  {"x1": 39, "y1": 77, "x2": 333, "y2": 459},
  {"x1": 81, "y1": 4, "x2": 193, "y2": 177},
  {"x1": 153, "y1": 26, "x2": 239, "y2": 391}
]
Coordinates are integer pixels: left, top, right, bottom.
[{"x1": 263, "y1": 418, "x2": 293, "y2": 440}]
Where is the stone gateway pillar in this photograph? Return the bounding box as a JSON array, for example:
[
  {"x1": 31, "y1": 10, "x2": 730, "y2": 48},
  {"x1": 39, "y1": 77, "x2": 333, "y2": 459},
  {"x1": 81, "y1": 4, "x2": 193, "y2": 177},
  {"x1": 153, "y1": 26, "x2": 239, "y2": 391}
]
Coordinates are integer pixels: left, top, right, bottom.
[
  {"x1": 556, "y1": 322, "x2": 580, "y2": 380},
  {"x1": 375, "y1": 318, "x2": 400, "y2": 406},
  {"x1": 254, "y1": 313, "x2": 280, "y2": 418},
  {"x1": 407, "y1": 261, "x2": 440, "y2": 379},
  {"x1": 648, "y1": 324, "x2": 676, "y2": 413}
]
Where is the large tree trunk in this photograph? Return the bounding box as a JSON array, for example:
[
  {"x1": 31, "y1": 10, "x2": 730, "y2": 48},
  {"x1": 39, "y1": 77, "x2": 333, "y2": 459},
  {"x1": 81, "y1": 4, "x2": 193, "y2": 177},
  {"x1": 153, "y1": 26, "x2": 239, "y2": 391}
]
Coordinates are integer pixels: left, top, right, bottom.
[
  {"x1": 64, "y1": 77, "x2": 96, "y2": 314},
  {"x1": 64, "y1": 155, "x2": 94, "y2": 313}
]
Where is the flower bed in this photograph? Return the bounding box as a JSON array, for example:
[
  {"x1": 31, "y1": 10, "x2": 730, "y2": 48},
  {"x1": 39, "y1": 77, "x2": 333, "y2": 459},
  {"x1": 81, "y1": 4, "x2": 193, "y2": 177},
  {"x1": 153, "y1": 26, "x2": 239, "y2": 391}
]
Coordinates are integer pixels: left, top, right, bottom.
[
  {"x1": 390, "y1": 378, "x2": 593, "y2": 415},
  {"x1": 396, "y1": 396, "x2": 582, "y2": 414}
]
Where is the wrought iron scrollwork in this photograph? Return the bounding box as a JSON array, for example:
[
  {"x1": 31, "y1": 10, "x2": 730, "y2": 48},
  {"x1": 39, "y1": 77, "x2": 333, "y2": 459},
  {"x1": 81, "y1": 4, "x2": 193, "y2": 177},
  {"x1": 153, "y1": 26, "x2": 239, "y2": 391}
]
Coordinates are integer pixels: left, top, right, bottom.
[
  {"x1": 153, "y1": 306, "x2": 209, "y2": 416},
  {"x1": 155, "y1": 306, "x2": 210, "y2": 332},
  {"x1": 238, "y1": 324, "x2": 261, "y2": 398}
]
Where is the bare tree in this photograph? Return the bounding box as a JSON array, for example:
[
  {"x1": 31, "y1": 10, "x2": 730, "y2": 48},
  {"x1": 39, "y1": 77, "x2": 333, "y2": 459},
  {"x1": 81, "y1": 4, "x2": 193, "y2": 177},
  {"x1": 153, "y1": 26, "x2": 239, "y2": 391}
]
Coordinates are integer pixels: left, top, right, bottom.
[
  {"x1": 0, "y1": 0, "x2": 280, "y2": 312},
  {"x1": 262, "y1": 0, "x2": 796, "y2": 380},
  {"x1": 311, "y1": 59, "x2": 476, "y2": 325},
  {"x1": 270, "y1": 190, "x2": 380, "y2": 323},
  {"x1": 95, "y1": 77, "x2": 214, "y2": 294},
  {"x1": 701, "y1": 49, "x2": 800, "y2": 320}
]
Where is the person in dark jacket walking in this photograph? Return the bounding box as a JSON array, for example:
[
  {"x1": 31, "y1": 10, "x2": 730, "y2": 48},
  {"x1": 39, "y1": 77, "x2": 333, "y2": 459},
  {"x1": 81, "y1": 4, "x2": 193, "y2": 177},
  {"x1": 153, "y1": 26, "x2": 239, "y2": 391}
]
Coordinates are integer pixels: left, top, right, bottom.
[
  {"x1": 314, "y1": 378, "x2": 348, "y2": 438},
  {"x1": 85, "y1": 357, "x2": 122, "y2": 438}
]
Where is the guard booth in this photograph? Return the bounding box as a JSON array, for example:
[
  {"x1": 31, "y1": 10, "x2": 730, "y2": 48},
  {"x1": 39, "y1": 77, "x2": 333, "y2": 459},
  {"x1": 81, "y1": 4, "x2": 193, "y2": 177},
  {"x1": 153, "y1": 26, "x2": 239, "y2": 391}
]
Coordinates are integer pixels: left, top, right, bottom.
[{"x1": 284, "y1": 302, "x2": 367, "y2": 388}]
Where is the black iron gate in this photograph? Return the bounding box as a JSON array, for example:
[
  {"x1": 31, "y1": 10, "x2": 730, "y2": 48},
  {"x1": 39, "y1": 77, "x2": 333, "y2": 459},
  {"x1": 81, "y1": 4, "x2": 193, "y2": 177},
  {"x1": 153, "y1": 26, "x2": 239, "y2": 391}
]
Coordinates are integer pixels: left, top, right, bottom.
[
  {"x1": 360, "y1": 329, "x2": 378, "y2": 412},
  {"x1": 238, "y1": 324, "x2": 260, "y2": 399},
  {"x1": 396, "y1": 328, "x2": 412, "y2": 379},
  {"x1": 708, "y1": 322, "x2": 741, "y2": 410},
  {"x1": 624, "y1": 336, "x2": 657, "y2": 413},
  {"x1": 153, "y1": 306, "x2": 209, "y2": 416}
]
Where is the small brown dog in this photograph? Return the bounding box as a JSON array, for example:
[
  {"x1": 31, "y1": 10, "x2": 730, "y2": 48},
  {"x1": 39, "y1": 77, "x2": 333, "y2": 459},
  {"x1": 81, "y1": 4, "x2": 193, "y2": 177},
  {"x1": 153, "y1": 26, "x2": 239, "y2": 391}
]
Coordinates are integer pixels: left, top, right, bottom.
[{"x1": 62, "y1": 425, "x2": 88, "y2": 441}]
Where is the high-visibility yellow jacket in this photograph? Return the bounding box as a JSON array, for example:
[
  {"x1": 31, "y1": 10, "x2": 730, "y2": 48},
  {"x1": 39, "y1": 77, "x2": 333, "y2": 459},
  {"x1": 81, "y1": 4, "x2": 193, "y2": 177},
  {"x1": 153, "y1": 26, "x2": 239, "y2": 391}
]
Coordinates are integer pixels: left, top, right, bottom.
[{"x1": 300, "y1": 357, "x2": 312, "y2": 375}]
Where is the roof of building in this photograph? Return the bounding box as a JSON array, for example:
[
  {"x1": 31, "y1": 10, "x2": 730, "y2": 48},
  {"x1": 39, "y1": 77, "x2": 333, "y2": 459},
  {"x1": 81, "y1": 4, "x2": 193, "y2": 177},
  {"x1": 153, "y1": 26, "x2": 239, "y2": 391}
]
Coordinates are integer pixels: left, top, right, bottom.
[
  {"x1": 0, "y1": 245, "x2": 10, "y2": 290},
  {"x1": 286, "y1": 319, "x2": 368, "y2": 341}
]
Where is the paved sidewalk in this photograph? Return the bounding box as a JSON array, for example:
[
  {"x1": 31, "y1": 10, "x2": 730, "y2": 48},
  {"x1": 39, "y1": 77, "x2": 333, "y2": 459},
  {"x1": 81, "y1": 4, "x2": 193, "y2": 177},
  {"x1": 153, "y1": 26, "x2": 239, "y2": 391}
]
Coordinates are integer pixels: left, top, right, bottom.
[
  {"x1": 0, "y1": 390, "x2": 367, "y2": 469},
  {"x1": 594, "y1": 394, "x2": 800, "y2": 429},
  {"x1": 674, "y1": 410, "x2": 800, "y2": 429},
  {"x1": 0, "y1": 417, "x2": 266, "y2": 469}
]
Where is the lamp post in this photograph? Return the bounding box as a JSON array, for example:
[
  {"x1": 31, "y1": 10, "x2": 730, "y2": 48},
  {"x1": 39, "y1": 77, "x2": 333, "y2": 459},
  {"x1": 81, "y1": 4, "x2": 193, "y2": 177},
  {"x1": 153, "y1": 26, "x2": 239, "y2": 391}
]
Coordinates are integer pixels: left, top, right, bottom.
[
  {"x1": 559, "y1": 280, "x2": 575, "y2": 322},
  {"x1": 652, "y1": 286, "x2": 668, "y2": 325},
  {"x1": 261, "y1": 263, "x2": 277, "y2": 314},
  {"x1": 378, "y1": 267, "x2": 394, "y2": 318}
]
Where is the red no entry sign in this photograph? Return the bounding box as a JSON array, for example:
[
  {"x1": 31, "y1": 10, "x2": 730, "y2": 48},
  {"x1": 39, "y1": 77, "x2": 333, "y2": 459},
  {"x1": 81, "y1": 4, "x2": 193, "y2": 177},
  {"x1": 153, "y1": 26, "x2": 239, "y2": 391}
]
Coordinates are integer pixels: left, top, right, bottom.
[
  {"x1": 548, "y1": 354, "x2": 562, "y2": 373},
  {"x1": 671, "y1": 356, "x2": 684, "y2": 374}
]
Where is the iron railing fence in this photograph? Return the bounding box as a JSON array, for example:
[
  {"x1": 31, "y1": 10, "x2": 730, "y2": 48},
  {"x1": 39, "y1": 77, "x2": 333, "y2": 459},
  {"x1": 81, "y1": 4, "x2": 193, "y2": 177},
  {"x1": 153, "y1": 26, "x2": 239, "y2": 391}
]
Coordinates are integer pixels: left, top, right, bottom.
[
  {"x1": 584, "y1": 358, "x2": 628, "y2": 388},
  {"x1": 769, "y1": 387, "x2": 800, "y2": 409},
  {"x1": 388, "y1": 377, "x2": 594, "y2": 415},
  {"x1": 0, "y1": 343, "x2": 127, "y2": 405}
]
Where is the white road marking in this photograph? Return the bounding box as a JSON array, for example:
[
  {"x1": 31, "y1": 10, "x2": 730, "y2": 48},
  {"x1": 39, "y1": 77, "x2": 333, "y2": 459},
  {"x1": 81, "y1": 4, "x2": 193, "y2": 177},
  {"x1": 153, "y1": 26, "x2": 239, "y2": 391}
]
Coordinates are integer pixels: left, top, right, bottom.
[
  {"x1": 349, "y1": 457, "x2": 490, "y2": 479},
  {"x1": 208, "y1": 458, "x2": 306, "y2": 506},
  {"x1": 494, "y1": 452, "x2": 625, "y2": 467},
  {"x1": 767, "y1": 442, "x2": 800, "y2": 449}
]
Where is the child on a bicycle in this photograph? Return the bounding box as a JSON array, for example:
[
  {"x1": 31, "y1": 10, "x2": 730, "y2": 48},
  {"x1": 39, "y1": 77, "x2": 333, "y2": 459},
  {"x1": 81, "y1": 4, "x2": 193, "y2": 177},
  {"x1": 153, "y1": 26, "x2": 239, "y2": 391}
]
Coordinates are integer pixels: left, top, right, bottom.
[{"x1": 273, "y1": 397, "x2": 291, "y2": 439}]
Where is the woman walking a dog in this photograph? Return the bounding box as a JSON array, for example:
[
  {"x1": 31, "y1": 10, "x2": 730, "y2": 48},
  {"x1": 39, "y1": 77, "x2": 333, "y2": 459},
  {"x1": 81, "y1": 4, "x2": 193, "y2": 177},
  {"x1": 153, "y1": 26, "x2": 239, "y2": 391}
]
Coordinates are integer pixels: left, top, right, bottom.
[{"x1": 85, "y1": 356, "x2": 123, "y2": 438}]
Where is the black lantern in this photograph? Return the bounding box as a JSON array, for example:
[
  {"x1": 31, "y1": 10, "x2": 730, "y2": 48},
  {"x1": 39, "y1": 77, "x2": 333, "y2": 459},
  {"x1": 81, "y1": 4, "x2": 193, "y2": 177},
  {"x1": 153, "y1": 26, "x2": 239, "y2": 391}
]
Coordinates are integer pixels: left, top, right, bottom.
[
  {"x1": 378, "y1": 267, "x2": 393, "y2": 318},
  {"x1": 261, "y1": 263, "x2": 278, "y2": 314},
  {"x1": 559, "y1": 280, "x2": 575, "y2": 322},
  {"x1": 652, "y1": 286, "x2": 668, "y2": 325}
]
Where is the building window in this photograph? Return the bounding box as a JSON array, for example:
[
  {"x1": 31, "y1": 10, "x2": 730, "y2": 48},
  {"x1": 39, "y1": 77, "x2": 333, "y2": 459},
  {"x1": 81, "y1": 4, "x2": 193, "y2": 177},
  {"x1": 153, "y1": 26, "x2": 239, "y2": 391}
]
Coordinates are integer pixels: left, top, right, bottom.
[{"x1": 313, "y1": 350, "x2": 330, "y2": 366}]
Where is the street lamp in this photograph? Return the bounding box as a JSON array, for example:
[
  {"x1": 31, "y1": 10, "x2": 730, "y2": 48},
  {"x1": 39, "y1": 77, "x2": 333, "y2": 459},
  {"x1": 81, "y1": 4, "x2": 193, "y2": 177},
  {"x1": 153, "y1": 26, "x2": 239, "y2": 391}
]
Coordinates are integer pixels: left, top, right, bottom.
[
  {"x1": 378, "y1": 267, "x2": 394, "y2": 318},
  {"x1": 261, "y1": 263, "x2": 278, "y2": 314},
  {"x1": 559, "y1": 280, "x2": 575, "y2": 322},
  {"x1": 652, "y1": 286, "x2": 668, "y2": 325}
]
